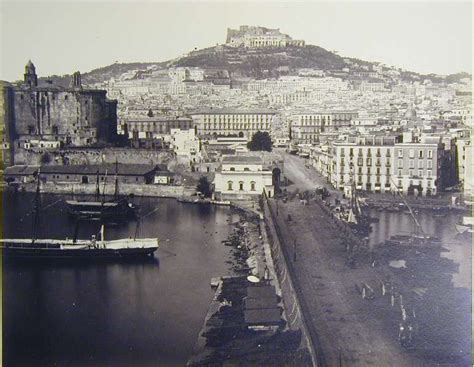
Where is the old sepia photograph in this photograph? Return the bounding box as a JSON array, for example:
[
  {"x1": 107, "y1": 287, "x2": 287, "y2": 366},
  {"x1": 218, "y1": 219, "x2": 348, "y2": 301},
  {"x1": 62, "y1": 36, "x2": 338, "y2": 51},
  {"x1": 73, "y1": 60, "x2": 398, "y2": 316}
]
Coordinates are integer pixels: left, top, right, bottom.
[{"x1": 0, "y1": 0, "x2": 472, "y2": 366}]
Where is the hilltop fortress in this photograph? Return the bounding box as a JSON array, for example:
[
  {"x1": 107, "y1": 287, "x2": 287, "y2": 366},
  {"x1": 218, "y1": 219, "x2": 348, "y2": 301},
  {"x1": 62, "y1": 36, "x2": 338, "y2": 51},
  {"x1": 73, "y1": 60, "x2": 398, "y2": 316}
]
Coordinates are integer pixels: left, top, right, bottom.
[{"x1": 226, "y1": 26, "x2": 305, "y2": 48}]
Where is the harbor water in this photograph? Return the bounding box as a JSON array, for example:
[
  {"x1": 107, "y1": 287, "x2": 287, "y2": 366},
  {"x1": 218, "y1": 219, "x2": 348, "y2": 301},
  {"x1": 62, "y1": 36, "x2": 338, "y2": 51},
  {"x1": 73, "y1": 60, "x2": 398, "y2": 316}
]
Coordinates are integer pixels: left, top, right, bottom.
[
  {"x1": 368, "y1": 208, "x2": 471, "y2": 289},
  {"x1": 3, "y1": 192, "x2": 471, "y2": 366},
  {"x1": 3, "y1": 192, "x2": 236, "y2": 367}
]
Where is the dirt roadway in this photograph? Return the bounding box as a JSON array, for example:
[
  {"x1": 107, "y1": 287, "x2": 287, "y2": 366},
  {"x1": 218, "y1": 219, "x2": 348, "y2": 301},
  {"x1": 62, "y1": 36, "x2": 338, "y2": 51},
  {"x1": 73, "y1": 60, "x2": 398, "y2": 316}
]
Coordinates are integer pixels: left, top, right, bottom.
[
  {"x1": 280, "y1": 151, "x2": 336, "y2": 193},
  {"x1": 272, "y1": 152, "x2": 423, "y2": 366}
]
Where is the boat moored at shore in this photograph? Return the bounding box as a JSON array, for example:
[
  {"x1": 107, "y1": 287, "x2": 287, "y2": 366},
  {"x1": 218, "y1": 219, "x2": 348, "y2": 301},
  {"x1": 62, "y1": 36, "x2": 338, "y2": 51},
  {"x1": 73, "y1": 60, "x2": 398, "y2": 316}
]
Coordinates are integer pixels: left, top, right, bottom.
[{"x1": 0, "y1": 237, "x2": 159, "y2": 260}]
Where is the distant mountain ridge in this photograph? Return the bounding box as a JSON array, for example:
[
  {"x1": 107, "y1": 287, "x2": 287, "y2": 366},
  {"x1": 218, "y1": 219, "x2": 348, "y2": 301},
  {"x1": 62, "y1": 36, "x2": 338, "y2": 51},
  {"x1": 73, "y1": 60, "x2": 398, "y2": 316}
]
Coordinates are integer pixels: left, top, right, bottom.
[{"x1": 38, "y1": 42, "x2": 471, "y2": 87}]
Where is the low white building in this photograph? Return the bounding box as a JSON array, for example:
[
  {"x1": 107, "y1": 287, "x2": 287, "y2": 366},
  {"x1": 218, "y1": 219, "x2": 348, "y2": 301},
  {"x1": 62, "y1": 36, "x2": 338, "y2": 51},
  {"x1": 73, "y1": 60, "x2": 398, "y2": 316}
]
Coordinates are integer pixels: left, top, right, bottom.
[{"x1": 214, "y1": 155, "x2": 274, "y2": 200}]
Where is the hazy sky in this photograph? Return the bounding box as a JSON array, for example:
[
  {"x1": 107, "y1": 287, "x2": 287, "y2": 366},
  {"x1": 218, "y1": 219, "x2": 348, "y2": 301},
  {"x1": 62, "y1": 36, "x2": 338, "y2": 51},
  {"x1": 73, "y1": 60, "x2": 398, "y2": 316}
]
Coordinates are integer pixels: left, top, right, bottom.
[{"x1": 0, "y1": 1, "x2": 472, "y2": 81}]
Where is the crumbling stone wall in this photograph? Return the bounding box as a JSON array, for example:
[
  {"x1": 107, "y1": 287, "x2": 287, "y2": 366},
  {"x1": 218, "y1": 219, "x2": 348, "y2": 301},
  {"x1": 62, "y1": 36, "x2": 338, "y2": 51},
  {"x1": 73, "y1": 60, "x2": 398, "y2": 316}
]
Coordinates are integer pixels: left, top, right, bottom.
[{"x1": 11, "y1": 88, "x2": 116, "y2": 146}]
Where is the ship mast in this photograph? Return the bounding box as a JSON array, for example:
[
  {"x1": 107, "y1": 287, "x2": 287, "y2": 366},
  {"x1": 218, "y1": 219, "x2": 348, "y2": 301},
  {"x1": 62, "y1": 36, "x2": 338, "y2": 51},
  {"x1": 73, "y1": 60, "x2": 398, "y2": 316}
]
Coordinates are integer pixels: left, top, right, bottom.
[
  {"x1": 101, "y1": 169, "x2": 108, "y2": 205},
  {"x1": 95, "y1": 169, "x2": 100, "y2": 202},
  {"x1": 390, "y1": 178, "x2": 426, "y2": 239},
  {"x1": 114, "y1": 158, "x2": 119, "y2": 198},
  {"x1": 32, "y1": 168, "x2": 41, "y2": 244},
  {"x1": 348, "y1": 165, "x2": 359, "y2": 223}
]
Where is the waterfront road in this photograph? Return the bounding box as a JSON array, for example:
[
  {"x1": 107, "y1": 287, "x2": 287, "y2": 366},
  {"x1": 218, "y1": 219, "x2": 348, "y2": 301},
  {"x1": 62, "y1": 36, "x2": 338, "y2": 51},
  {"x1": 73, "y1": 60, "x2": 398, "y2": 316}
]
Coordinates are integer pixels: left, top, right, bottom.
[
  {"x1": 280, "y1": 151, "x2": 339, "y2": 197},
  {"x1": 270, "y1": 153, "x2": 422, "y2": 366}
]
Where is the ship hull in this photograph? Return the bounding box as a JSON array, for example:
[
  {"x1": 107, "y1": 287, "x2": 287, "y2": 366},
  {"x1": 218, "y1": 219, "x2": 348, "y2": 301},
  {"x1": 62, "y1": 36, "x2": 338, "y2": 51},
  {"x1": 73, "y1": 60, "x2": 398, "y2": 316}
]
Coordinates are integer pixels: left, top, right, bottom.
[
  {"x1": 0, "y1": 238, "x2": 159, "y2": 261},
  {"x1": 66, "y1": 200, "x2": 136, "y2": 221},
  {"x1": 2, "y1": 246, "x2": 157, "y2": 260}
]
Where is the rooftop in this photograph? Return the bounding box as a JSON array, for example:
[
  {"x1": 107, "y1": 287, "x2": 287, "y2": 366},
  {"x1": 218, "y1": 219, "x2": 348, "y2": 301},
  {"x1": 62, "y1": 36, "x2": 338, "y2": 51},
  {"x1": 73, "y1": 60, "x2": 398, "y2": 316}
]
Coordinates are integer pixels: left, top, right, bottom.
[
  {"x1": 4, "y1": 165, "x2": 39, "y2": 176},
  {"x1": 31, "y1": 163, "x2": 164, "y2": 176},
  {"x1": 222, "y1": 155, "x2": 263, "y2": 164},
  {"x1": 246, "y1": 285, "x2": 277, "y2": 299},
  {"x1": 244, "y1": 308, "x2": 282, "y2": 325}
]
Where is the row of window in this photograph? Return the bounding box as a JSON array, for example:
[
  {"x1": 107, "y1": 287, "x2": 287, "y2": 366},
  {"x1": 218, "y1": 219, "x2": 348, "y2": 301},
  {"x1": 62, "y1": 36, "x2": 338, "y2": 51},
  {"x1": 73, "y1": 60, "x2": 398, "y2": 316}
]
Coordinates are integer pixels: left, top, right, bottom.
[
  {"x1": 227, "y1": 181, "x2": 256, "y2": 191},
  {"x1": 340, "y1": 147, "x2": 391, "y2": 157},
  {"x1": 338, "y1": 169, "x2": 433, "y2": 178},
  {"x1": 203, "y1": 115, "x2": 271, "y2": 123},
  {"x1": 340, "y1": 148, "x2": 434, "y2": 159},
  {"x1": 398, "y1": 149, "x2": 433, "y2": 159},
  {"x1": 339, "y1": 177, "x2": 433, "y2": 188},
  {"x1": 203, "y1": 123, "x2": 270, "y2": 130},
  {"x1": 228, "y1": 167, "x2": 251, "y2": 172},
  {"x1": 341, "y1": 157, "x2": 391, "y2": 166},
  {"x1": 398, "y1": 159, "x2": 433, "y2": 169}
]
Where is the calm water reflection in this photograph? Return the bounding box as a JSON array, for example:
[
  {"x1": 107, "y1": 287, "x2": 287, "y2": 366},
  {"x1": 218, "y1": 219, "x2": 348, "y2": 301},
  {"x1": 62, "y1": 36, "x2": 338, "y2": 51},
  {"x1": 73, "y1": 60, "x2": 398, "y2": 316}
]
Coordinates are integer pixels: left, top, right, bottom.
[
  {"x1": 369, "y1": 208, "x2": 471, "y2": 289},
  {"x1": 3, "y1": 192, "x2": 236, "y2": 367}
]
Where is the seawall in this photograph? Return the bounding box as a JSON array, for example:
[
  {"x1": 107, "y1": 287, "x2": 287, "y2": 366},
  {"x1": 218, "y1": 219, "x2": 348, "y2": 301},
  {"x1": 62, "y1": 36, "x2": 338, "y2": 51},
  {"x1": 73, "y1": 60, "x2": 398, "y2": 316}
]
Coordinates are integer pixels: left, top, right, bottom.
[
  {"x1": 14, "y1": 182, "x2": 196, "y2": 198},
  {"x1": 13, "y1": 147, "x2": 173, "y2": 166},
  {"x1": 262, "y1": 195, "x2": 318, "y2": 366}
]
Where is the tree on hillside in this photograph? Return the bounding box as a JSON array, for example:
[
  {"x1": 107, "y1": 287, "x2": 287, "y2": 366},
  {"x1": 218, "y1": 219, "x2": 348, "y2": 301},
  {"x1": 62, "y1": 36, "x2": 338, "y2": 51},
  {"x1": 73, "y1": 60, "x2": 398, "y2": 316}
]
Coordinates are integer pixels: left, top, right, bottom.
[
  {"x1": 247, "y1": 131, "x2": 272, "y2": 152},
  {"x1": 197, "y1": 176, "x2": 212, "y2": 198}
]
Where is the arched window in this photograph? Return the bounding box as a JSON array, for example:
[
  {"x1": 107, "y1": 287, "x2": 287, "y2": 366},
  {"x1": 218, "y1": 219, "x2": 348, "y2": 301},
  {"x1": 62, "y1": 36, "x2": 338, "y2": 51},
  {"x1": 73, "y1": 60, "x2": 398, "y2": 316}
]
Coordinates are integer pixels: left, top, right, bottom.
[
  {"x1": 239, "y1": 181, "x2": 244, "y2": 191},
  {"x1": 227, "y1": 181, "x2": 233, "y2": 191},
  {"x1": 244, "y1": 167, "x2": 250, "y2": 171},
  {"x1": 230, "y1": 167, "x2": 235, "y2": 171},
  {"x1": 250, "y1": 181, "x2": 256, "y2": 191}
]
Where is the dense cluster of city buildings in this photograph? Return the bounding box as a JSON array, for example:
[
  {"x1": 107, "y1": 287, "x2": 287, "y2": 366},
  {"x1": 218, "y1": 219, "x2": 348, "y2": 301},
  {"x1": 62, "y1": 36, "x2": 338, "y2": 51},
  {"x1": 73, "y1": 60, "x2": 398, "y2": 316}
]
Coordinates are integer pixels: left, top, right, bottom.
[{"x1": 1, "y1": 26, "x2": 472, "y2": 200}]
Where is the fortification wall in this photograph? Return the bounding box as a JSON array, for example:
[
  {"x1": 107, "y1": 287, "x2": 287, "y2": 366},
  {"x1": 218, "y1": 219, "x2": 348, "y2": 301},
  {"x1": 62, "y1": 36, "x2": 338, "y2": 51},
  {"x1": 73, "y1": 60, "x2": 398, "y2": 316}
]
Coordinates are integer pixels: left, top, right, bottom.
[
  {"x1": 19, "y1": 181, "x2": 195, "y2": 198},
  {"x1": 12, "y1": 147, "x2": 173, "y2": 166}
]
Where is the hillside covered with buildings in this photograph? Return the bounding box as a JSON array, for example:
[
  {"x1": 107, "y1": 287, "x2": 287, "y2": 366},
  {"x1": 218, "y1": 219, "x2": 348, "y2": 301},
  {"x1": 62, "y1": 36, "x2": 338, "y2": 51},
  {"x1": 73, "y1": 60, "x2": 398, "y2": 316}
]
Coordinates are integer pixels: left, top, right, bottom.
[{"x1": 1, "y1": 25, "x2": 472, "y2": 200}]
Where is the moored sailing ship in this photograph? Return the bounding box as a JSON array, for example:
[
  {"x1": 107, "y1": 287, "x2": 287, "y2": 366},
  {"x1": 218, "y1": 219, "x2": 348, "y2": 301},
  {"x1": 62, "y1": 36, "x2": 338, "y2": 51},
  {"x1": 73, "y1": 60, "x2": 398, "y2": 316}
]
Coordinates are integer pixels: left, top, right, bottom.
[
  {"x1": 65, "y1": 161, "x2": 137, "y2": 221},
  {"x1": 346, "y1": 179, "x2": 372, "y2": 236},
  {"x1": 1, "y1": 170, "x2": 159, "y2": 260}
]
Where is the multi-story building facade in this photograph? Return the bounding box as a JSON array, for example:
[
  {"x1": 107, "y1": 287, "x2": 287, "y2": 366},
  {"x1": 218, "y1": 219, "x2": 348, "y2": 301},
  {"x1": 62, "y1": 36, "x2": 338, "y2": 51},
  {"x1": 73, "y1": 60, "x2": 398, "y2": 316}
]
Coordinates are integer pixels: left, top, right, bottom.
[
  {"x1": 463, "y1": 143, "x2": 473, "y2": 199},
  {"x1": 394, "y1": 139, "x2": 441, "y2": 196},
  {"x1": 332, "y1": 135, "x2": 399, "y2": 193},
  {"x1": 290, "y1": 111, "x2": 358, "y2": 144},
  {"x1": 331, "y1": 134, "x2": 442, "y2": 196},
  {"x1": 123, "y1": 116, "x2": 194, "y2": 138},
  {"x1": 170, "y1": 128, "x2": 202, "y2": 166},
  {"x1": 189, "y1": 109, "x2": 277, "y2": 139},
  {"x1": 356, "y1": 81, "x2": 386, "y2": 92},
  {"x1": 456, "y1": 136, "x2": 472, "y2": 187}
]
